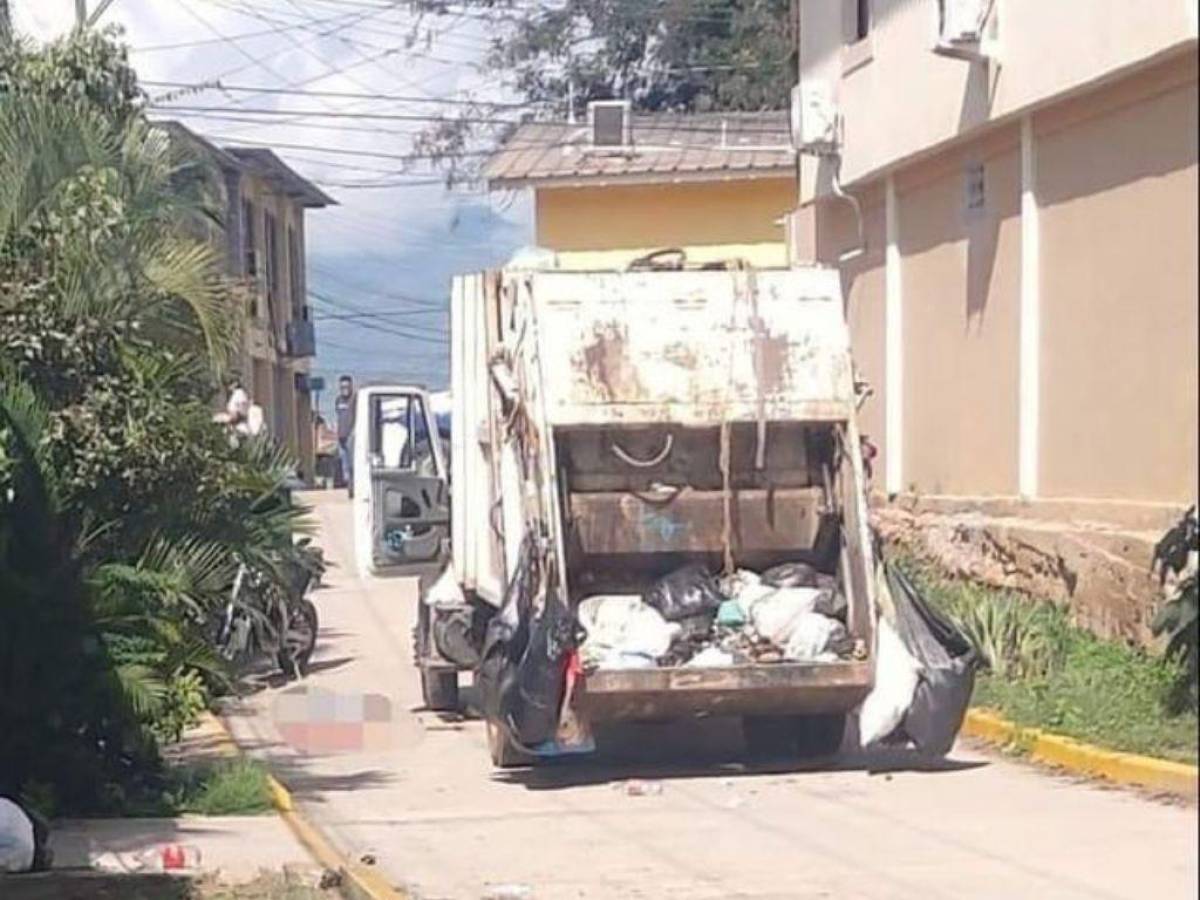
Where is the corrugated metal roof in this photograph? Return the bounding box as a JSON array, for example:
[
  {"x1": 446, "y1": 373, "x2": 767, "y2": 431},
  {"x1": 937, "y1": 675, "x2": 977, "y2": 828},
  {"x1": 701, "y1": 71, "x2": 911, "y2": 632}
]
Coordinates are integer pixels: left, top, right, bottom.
[
  {"x1": 225, "y1": 148, "x2": 337, "y2": 208},
  {"x1": 484, "y1": 111, "x2": 794, "y2": 187}
]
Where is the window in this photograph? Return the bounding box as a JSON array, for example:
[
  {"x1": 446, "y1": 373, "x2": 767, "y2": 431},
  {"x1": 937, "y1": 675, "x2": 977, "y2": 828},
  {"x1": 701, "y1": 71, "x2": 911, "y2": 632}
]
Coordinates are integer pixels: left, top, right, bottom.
[
  {"x1": 242, "y1": 199, "x2": 257, "y2": 276},
  {"x1": 241, "y1": 199, "x2": 258, "y2": 317},
  {"x1": 853, "y1": 0, "x2": 871, "y2": 42},
  {"x1": 369, "y1": 394, "x2": 436, "y2": 476},
  {"x1": 264, "y1": 210, "x2": 280, "y2": 313},
  {"x1": 287, "y1": 225, "x2": 303, "y2": 317}
]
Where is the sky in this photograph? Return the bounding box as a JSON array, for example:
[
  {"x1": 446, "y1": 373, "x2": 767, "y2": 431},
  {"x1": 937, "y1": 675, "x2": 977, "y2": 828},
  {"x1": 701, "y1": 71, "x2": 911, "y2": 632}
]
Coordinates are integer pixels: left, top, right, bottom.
[{"x1": 12, "y1": 0, "x2": 534, "y2": 411}]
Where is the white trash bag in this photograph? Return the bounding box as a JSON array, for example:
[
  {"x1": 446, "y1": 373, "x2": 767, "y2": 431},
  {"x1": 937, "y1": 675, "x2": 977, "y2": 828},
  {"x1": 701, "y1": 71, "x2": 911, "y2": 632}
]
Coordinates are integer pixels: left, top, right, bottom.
[
  {"x1": 685, "y1": 646, "x2": 735, "y2": 668},
  {"x1": 783, "y1": 612, "x2": 849, "y2": 662},
  {"x1": 858, "y1": 616, "x2": 921, "y2": 747},
  {"x1": 0, "y1": 798, "x2": 35, "y2": 874},
  {"x1": 747, "y1": 587, "x2": 827, "y2": 646},
  {"x1": 577, "y1": 594, "x2": 679, "y2": 668}
]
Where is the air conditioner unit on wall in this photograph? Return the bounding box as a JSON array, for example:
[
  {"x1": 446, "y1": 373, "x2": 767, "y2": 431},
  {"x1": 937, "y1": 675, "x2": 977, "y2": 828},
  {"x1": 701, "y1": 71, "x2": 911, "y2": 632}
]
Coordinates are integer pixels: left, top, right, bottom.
[
  {"x1": 935, "y1": 0, "x2": 994, "y2": 60},
  {"x1": 588, "y1": 100, "x2": 631, "y2": 147},
  {"x1": 790, "y1": 82, "x2": 839, "y2": 154}
]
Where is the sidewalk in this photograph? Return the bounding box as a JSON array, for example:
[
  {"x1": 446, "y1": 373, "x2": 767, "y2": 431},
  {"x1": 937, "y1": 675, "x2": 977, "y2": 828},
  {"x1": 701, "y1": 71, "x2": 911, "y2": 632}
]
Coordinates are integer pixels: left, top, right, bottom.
[
  {"x1": 39, "y1": 716, "x2": 317, "y2": 887},
  {"x1": 51, "y1": 815, "x2": 313, "y2": 884}
]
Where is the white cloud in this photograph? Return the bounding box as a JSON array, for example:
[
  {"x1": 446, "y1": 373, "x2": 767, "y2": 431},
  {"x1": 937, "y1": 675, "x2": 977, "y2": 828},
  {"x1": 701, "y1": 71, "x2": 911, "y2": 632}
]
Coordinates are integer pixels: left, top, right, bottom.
[{"x1": 13, "y1": 0, "x2": 534, "y2": 391}]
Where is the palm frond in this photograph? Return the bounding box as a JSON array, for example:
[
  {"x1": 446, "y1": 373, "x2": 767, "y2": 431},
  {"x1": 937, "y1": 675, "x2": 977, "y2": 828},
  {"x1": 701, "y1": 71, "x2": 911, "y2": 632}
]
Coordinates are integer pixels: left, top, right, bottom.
[{"x1": 114, "y1": 663, "x2": 167, "y2": 718}]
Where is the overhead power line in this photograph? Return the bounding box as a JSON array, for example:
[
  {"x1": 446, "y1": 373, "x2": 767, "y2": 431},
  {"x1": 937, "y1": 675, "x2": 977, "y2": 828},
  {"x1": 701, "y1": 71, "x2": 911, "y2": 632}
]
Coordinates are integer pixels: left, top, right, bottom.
[
  {"x1": 152, "y1": 105, "x2": 792, "y2": 138},
  {"x1": 142, "y1": 79, "x2": 540, "y2": 109}
]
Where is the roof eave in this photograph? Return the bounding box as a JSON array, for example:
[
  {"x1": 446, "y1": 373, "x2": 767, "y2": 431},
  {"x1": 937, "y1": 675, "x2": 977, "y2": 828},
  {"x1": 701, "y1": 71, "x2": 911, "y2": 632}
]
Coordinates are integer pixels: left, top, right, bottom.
[{"x1": 487, "y1": 165, "x2": 798, "y2": 191}]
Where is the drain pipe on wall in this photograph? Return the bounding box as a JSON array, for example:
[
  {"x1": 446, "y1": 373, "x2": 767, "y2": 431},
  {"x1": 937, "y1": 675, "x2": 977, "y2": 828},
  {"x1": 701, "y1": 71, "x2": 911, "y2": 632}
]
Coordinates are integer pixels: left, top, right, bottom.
[{"x1": 829, "y1": 152, "x2": 866, "y2": 264}]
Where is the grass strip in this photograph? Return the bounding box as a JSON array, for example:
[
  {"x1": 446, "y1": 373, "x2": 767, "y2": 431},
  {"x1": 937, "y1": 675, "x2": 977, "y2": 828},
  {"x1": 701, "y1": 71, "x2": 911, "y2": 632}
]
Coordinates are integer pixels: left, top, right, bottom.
[{"x1": 900, "y1": 558, "x2": 1198, "y2": 764}]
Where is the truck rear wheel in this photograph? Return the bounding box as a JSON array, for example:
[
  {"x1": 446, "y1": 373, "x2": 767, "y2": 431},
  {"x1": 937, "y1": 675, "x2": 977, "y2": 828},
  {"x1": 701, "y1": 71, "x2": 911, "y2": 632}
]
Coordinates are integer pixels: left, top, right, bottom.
[
  {"x1": 420, "y1": 668, "x2": 459, "y2": 712},
  {"x1": 793, "y1": 713, "x2": 846, "y2": 760},
  {"x1": 486, "y1": 720, "x2": 535, "y2": 769}
]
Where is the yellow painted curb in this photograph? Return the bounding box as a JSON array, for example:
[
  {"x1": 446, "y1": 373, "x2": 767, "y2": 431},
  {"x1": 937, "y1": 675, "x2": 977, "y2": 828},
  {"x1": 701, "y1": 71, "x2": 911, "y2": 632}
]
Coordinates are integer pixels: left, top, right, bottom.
[
  {"x1": 962, "y1": 708, "x2": 1199, "y2": 798},
  {"x1": 201, "y1": 713, "x2": 409, "y2": 899}
]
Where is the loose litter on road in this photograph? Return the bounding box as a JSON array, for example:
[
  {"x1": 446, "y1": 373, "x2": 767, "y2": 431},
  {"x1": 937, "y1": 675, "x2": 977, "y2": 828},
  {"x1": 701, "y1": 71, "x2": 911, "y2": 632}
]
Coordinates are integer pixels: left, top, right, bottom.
[
  {"x1": 482, "y1": 882, "x2": 534, "y2": 899},
  {"x1": 620, "y1": 779, "x2": 664, "y2": 796},
  {"x1": 89, "y1": 843, "x2": 203, "y2": 874}
]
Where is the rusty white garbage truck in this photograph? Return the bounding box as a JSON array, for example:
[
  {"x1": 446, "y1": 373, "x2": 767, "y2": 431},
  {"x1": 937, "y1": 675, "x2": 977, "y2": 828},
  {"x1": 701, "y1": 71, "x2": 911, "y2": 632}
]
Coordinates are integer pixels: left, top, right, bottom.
[{"x1": 379, "y1": 259, "x2": 882, "y2": 767}]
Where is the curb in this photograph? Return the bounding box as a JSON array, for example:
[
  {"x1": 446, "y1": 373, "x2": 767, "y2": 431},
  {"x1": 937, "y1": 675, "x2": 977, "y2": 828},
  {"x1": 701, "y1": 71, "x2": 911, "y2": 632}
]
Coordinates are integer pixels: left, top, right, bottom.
[
  {"x1": 201, "y1": 712, "x2": 408, "y2": 900},
  {"x1": 961, "y1": 708, "x2": 1199, "y2": 798}
]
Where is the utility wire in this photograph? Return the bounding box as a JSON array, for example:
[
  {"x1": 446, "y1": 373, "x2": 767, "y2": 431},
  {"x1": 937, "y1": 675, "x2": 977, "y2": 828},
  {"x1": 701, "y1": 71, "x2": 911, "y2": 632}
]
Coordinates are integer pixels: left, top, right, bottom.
[
  {"x1": 143, "y1": 79, "x2": 540, "y2": 109},
  {"x1": 152, "y1": 105, "x2": 792, "y2": 138}
]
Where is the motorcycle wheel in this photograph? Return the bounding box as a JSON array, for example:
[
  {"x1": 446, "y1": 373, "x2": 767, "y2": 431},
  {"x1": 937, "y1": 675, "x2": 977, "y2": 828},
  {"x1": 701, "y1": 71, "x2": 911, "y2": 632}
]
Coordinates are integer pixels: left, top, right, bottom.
[{"x1": 277, "y1": 599, "x2": 319, "y2": 679}]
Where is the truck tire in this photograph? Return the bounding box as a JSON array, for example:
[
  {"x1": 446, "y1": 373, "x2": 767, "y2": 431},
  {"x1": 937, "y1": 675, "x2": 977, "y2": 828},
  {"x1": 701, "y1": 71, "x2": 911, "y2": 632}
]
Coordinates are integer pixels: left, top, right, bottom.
[
  {"x1": 420, "y1": 668, "x2": 459, "y2": 712},
  {"x1": 742, "y1": 715, "x2": 797, "y2": 760},
  {"x1": 486, "y1": 719, "x2": 535, "y2": 769},
  {"x1": 793, "y1": 713, "x2": 846, "y2": 760}
]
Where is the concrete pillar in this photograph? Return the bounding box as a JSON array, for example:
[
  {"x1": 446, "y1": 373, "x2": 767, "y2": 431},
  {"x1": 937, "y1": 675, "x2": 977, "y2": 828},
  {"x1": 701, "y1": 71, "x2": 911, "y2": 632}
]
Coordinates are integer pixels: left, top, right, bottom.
[
  {"x1": 1018, "y1": 116, "x2": 1041, "y2": 499},
  {"x1": 884, "y1": 174, "x2": 903, "y2": 495}
]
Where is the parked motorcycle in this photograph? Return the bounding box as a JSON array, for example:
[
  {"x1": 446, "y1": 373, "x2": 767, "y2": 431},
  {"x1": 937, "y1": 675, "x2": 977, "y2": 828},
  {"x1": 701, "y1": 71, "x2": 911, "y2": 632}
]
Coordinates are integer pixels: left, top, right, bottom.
[{"x1": 216, "y1": 543, "x2": 323, "y2": 680}]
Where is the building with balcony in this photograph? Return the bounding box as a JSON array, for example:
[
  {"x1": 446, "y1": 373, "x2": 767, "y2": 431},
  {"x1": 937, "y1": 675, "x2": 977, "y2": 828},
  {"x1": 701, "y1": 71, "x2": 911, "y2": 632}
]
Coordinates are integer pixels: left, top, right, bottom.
[{"x1": 161, "y1": 123, "x2": 334, "y2": 482}]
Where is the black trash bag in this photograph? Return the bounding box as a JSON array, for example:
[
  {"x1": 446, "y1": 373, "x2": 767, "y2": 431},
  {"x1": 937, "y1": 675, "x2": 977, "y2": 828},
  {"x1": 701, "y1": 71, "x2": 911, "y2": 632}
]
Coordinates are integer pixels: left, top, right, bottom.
[
  {"x1": 477, "y1": 535, "x2": 538, "y2": 725},
  {"x1": 476, "y1": 535, "x2": 581, "y2": 748},
  {"x1": 643, "y1": 563, "x2": 723, "y2": 622},
  {"x1": 507, "y1": 594, "x2": 579, "y2": 747},
  {"x1": 885, "y1": 562, "x2": 978, "y2": 756},
  {"x1": 673, "y1": 610, "x2": 717, "y2": 641},
  {"x1": 761, "y1": 561, "x2": 820, "y2": 588}
]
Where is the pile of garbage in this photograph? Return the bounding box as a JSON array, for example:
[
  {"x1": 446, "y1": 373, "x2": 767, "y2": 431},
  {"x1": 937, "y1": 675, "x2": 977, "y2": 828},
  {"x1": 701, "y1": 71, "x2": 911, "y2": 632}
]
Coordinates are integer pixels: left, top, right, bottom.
[{"x1": 578, "y1": 562, "x2": 868, "y2": 670}]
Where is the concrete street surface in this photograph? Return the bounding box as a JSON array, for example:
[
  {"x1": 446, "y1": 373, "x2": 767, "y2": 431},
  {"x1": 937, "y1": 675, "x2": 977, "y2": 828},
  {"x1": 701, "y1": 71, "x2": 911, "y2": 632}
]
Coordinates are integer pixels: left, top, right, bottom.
[{"x1": 224, "y1": 491, "x2": 1199, "y2": 900}]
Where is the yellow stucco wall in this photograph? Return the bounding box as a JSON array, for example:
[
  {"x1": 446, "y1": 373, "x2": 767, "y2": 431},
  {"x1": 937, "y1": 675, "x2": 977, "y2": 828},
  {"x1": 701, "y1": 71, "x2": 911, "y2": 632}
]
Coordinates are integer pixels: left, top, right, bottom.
[{"x1": 535, "y1": 177, "x2": 795, "y2": 269}]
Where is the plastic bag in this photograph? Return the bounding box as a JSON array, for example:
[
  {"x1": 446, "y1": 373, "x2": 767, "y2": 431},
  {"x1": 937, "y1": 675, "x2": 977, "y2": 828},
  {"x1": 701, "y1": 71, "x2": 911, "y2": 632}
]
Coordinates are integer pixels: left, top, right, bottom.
[
  {"x1": 643, "y1": 563, "x2": 724, "y2": 622},
  {"x1": 577, "y1": 595, "x2": 679, "y2": 667},
  {"x1": 761, "y1": 561, "x2": 820, "y2": 588},
  {"x1": 783, "y1": 613, "x2": 851, "y2": 662},
  {"x1": 718, "y1": 569, "x2": 761, "y2": 598},
  {"x1": 748, "y1": 587, "x2": 830, "y2": 646},
  {"x1": 477, "y1": 535, "x2": 537, "y2": 725},
  {"x1": 886, "y1": 563, "x2": 978, "y2": 756},
  {"x1": 716, "y1": 598, "x2": 747, "y2": 628},
  {"x1": 1, "y1": 798, "x2": 35, "y2": 874},
  {"x1": 858, "y1": 616, "x2": 921, "y2": 747},
  {"x1": 685, "y1": 646, "x2": 735, "y2": 667},
  {"x1": 509, "y1": 594, "x2": 579, "y2": 747}
]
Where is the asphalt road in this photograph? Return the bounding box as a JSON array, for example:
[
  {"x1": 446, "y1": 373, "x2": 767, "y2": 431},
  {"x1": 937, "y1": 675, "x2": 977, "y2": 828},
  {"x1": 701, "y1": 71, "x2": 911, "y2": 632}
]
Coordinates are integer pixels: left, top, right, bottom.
[{"x1": 225, "y1": 491, "x2": 1198, "y2": 900}]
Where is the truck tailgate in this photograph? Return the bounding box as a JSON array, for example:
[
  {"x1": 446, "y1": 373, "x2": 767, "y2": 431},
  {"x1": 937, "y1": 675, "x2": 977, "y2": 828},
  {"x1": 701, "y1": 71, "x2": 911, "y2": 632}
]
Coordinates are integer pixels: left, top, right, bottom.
[{"x1": 579, "y1": 661, "x2": 872, "y2": 721}]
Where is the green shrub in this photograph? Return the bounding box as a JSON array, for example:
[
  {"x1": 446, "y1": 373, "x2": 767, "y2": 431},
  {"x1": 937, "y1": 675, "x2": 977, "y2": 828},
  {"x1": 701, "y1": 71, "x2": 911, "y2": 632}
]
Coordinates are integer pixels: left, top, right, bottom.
[
  {"x1": 174, "y1": 759, "x2": 273, "y2": 817},
  {"x1": 899, "y1": 555, "x2": 1199, "y2": 763},
  {"x1": 1151, "y1": 506, "x2": 1198, "y2": 713}
]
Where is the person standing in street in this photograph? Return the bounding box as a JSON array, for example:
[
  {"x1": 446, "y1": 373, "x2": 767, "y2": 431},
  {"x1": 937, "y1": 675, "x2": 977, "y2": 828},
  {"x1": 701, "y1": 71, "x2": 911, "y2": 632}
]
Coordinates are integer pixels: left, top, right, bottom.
[{"x1": 335, "y1": 374, "x2": 356, "y2": 495}]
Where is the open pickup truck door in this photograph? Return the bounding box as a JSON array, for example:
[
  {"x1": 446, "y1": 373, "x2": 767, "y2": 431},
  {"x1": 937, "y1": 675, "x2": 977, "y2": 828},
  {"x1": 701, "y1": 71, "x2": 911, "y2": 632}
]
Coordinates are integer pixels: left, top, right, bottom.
[{"x1": 351, "y1": 385, "x2": 449, "y2": 579}]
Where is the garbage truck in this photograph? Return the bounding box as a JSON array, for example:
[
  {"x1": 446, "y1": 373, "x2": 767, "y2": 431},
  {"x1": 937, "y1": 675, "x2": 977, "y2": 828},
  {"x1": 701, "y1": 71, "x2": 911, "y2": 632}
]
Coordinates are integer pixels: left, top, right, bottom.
[{"x1": 376, "y1": 260, "x2": 890, "y2": 766}]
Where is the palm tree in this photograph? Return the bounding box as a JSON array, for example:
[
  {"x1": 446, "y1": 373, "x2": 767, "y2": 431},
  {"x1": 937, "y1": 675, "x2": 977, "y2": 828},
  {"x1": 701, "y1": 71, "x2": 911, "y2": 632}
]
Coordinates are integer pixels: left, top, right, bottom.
[{"x1": 0, "y1": 96, "x2": 239, "y2": 367}]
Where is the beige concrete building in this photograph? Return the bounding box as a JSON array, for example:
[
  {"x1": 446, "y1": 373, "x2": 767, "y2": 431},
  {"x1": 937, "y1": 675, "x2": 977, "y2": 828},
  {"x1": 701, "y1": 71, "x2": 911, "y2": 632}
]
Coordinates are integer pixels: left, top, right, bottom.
[
  {"x1": 791, "y1": 1, "x2": 1197, "y2": 638},
  {"x1": 164, "y1": 123, "x2": 334, "y2": 482}
]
